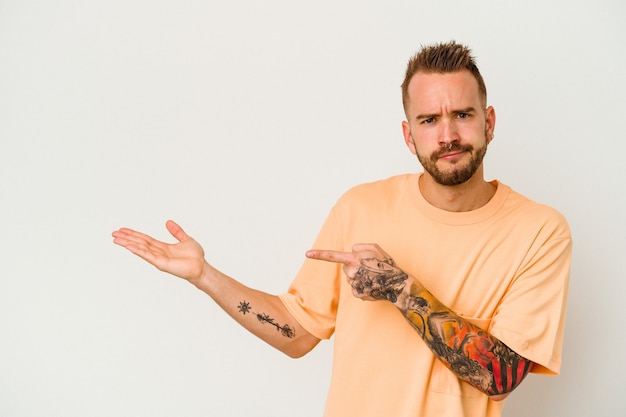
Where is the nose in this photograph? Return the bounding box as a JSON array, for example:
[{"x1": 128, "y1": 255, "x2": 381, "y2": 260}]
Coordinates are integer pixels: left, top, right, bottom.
[{"x1": 438, "y1": 119, "x2": 459, "y2": 149}]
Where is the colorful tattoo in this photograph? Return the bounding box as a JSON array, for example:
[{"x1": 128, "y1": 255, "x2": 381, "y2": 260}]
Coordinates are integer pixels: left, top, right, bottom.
[
  {"x1": 352, "y1": 258, "x2": 531, "y2": 396},
  {"x1": 400, "y1": 285, "x2": 532, "y2": 395},
  {"x1": 237, "y1": 300, "x2": 295, "y2": 339}
]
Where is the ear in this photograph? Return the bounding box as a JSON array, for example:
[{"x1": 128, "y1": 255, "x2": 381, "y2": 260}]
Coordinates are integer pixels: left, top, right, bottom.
[
  {"x1": 402, "y1": 121, "x2": 417, "y2": 155},
  {"x1": 485, "y1": 106, "x2": 496, "y2": 143}
]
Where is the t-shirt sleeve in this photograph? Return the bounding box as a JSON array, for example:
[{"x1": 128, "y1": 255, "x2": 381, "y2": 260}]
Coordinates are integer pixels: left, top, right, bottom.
[
  {"x1": 489, "y1": 212, "x2": 572, "y2": 375},
  {"x1": 278, "y1": 207, "x2": 343, "y2": 340}
]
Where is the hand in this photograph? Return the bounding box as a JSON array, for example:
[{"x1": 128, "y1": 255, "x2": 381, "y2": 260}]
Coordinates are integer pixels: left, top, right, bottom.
[
  {"x1": 112, "y1": 220, "x2": 206, "y2": 283},
  {"x1": 306, "y1": 244, "x2": 408, "y2": 303}
]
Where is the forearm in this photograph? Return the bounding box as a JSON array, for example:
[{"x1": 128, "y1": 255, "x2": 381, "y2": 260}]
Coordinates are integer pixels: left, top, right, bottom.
[
  {"x1": 394, "y1": 276, "x2": 532, "y2": 398},
  {"x1": 306, "y1": 244, "x2": 534, "y2": 397},
  {"x1": 192, "y1": 262, "x2": 320, "y2": 358}
]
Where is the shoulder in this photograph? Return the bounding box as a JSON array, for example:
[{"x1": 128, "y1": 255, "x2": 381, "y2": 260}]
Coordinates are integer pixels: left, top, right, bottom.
[
  {"x1": 336, "y1": 174, "x2": 416, "y2": 204},
  {"x1": 327, "y1": 174, "x2": 417, "y2": 223},
  {"x1": 503, "y1": 186, "x2": 571, "y2": 240}
]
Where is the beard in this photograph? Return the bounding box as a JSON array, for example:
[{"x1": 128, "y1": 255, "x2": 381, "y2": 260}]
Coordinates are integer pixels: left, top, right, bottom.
[{"x1": 416, "y1": 140, "x2": 488, "y2": 186}]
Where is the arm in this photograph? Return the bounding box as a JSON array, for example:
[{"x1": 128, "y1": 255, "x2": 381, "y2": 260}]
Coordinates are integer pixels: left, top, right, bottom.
[
  {"x1": 395, "y1": 277, "x2": 531, "y2": 400},
  {"x1": 307, "y1": 244, "x2": 533, "y2": 400},
  {"x1": 112, "y1": 220, "x2": 320, "y2": 358}
]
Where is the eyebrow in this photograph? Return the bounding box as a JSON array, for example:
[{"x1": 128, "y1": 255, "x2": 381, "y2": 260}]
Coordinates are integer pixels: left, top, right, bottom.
[{"x1": 414, "y1": 106, "x2": 478, "y2": 121}]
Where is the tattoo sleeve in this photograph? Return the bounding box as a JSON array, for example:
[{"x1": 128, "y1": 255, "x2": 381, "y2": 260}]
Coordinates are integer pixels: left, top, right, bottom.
[
  {"x1": 352, "y1": 255, "x2": 531, "y2": 396},
  {"x1": 398, "y1": 283, "x2": 532, "y2": 396}
]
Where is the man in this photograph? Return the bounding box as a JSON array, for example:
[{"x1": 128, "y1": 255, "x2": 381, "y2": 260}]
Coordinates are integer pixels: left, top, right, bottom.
[{"x1": 112, "y1": 41, "x2": 571, "y2": 417}]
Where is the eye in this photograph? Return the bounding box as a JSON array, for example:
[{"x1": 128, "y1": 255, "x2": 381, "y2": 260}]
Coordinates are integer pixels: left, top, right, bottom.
[
  {"x1": 422, "y1": 117, "x2": 435, "y2": 124},
  {"x1": 457, "y1": 112, "x2": 469, "y2": 119}
]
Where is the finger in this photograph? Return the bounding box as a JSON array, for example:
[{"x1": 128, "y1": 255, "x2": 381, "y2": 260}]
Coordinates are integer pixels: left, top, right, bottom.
[
  {"x1": 165, "y1": 220, "x2": 189, "y2": 242},
  {"x1": 122, "y1": 242, "x2": 162, "y2": 266},
  {"x1": 306, "y1": 249, "x2": 355, "y2": 265},
  {"x1": 111, "y1": 229, "x2": 139, "y2": 248},
  {"x1": 113, "y1": 232, "x2": 166, "y2": 264},
  {"x1": 111, "y1": 228, "x2": 169, "y2": 270},
  {"x1": 352, "y1": 243, "x2": 394, "y2": 262},
  {"x1": 112, "y1": 228, "x2": 159, "y2": 248},
  {"x1": 352, "y1": 243, "x2": 387, "y2": 255}
]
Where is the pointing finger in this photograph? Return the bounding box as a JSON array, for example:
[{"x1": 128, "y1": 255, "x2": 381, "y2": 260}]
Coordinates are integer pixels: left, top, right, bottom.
[{"x1": 306, "y1": 249, "x2": 355, "y2": 265}]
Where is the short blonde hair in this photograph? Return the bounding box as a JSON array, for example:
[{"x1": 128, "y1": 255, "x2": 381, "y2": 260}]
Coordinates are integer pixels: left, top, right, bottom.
[{"x1": 401, "y1": 41, "x2": 487, "y2": 113}]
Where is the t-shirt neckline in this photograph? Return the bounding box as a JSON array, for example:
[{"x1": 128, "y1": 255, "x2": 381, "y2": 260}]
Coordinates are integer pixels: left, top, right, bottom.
[{"x1": 410, "y1": 173, "x2": 510, "y2": 225}]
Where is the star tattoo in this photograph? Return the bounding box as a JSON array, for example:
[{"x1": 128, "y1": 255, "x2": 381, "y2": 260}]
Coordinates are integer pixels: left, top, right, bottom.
[{"x1": 237, "y1": 301, "x2": 252, "y2": 314}]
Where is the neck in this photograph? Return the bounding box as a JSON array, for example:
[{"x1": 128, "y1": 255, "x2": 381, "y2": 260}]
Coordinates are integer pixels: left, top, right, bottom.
[{"x1": 419, "y1": 169, "x2": 496, "y2": 212}]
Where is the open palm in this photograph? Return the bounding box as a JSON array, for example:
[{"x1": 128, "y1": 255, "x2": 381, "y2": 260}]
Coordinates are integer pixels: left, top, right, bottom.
[{"x1": 112, "y1": 220, "x2": 206, "y2": 282}]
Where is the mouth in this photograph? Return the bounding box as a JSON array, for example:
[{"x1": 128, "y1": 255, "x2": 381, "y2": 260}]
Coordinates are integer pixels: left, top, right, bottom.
[
  {"x1": 438, "y1": 151, "x2": 466, "y2": 160},
  {"x1": 432, "y1": 143, "x2": 474, "y2": 161}
]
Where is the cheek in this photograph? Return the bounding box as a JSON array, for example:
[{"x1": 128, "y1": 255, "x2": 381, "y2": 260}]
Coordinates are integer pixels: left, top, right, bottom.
[{"x1": 410, "y1": 137, "x2": 436, "y2": 158}]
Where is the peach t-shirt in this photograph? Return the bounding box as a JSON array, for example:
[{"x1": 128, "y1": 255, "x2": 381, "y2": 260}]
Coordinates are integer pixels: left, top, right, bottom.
[{"x1": 279, "y1": 173, "x2": 571, "y2": 417}]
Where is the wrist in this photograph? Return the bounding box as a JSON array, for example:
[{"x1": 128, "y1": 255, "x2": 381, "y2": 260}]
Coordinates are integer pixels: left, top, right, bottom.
[
  {"x1": 394, "y1": 275, "x2": 422, "y2": 308},
  {"x1": 189, "y1": 261, "x2": 215, "y2": 290}
]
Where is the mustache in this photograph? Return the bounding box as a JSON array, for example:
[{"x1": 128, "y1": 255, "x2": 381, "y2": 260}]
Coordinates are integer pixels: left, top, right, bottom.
[{"x1": 431, "y1": 143, "x2": 474, "y2": 161}]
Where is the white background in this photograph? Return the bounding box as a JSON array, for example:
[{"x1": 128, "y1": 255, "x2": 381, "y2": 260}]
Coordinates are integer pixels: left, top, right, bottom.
[{"x1": 1, "y1": 1, "x2": 624, "y2": 416}]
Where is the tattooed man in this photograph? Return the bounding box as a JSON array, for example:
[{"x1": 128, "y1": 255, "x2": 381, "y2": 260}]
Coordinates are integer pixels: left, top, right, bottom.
[{"x1": 113, "y1": 41, "x2": 571, "y2": 417}]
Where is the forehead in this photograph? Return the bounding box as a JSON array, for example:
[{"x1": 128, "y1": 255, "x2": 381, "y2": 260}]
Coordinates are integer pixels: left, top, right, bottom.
[{"x1": 406, "y1": 70, "x2": 483, "y2": 114}]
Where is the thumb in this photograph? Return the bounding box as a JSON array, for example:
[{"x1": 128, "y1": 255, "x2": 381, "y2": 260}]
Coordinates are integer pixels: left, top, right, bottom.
[{"x1": 165, "y1": 220, "x2": 189, "y2": 242}]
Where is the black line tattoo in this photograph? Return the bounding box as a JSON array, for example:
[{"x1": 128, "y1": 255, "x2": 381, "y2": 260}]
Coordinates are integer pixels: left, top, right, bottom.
[
  {"x1": 352, "y1": 256, "x2": 408, "y2": 302},
  {"x1": 237, "y1": 301, "x2": 252, "y2": 315},
  {"x1": 237, "y1": 300, "x2": 295, "y2": 339}
]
